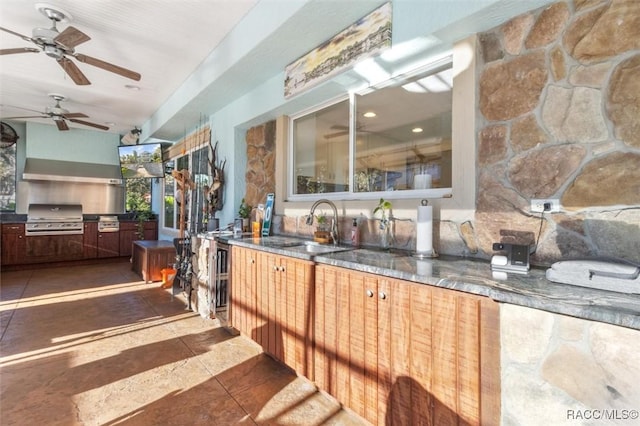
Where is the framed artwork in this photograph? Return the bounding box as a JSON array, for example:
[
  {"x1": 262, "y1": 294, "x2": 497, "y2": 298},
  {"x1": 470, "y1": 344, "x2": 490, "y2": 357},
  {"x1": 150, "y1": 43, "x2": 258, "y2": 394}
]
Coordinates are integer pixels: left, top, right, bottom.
[{"x1": 284, "y1": 2, "x2": 392, "y2": 98}]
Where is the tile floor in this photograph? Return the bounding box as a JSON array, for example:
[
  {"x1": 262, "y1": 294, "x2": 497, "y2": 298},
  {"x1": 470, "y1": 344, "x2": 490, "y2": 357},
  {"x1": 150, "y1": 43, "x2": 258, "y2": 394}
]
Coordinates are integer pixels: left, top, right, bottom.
[{"x1": 0, "y1": 261, "x2": 368, "y2": 425}]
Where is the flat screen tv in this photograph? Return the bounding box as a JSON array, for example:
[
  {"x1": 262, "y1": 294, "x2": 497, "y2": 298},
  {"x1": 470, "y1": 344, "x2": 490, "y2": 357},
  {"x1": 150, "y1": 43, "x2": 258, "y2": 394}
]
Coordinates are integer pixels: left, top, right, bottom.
[{"x1": 118, "y1": 143, "x2": 165, "y2": 179}]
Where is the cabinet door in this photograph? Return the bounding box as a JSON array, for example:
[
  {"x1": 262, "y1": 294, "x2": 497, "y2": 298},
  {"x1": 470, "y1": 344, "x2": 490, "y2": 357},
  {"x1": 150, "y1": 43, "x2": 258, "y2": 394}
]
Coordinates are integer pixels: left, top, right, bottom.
[
  {"x1": 379, "y1": 279, "x2": 500, "y2": 426},
  {"x1": 315, "y1": 265, "x2": 378, "y2": 423},
  {"x1": 230, "y1": 246, "x2": 258, "y2": 338},
  {"x1": 83, "y1": 222, "x2": 98, "y2": 259},
  {"x1": 97, "y1": 232, "x2": 120, "y2": 257},
  {"x1": 279, "y1": 255, "x2": 314, "y2": 378},
  {"x1": 256, "y1": 251, "x2": 280, "y2": 357},
  {"x1": 119, "y1": 222, "x2": 137, "y2": 257},
  {"x1": 25, "y1": 234, "x2": 83, "y2": 262},
  {"x1": 1, "y1": 224, "x2": 25, "y2": 265},
  {"x1": 143, "y1": 221, "x2": 158, "y2": 240}
]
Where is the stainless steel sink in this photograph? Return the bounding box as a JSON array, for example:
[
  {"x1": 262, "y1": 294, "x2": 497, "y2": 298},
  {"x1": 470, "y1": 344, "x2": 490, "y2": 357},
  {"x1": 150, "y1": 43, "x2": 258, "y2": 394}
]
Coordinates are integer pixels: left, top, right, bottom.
[{"x1": 290, "y1": 241, "x2": 354, "y2": 254}]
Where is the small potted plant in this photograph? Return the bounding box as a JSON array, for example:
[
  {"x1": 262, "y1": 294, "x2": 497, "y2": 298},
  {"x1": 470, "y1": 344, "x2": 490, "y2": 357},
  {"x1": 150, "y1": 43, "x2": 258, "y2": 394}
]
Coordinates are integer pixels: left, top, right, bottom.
[
  {"x1": 373, "y1": 198, "x2": 393, "y2": 249},
  {"x1": 238, "y1": 198, "x2": 252, "y2": 232},
  {"x1": 313, "y1": 214, "x2": 332, "y2": 244}
]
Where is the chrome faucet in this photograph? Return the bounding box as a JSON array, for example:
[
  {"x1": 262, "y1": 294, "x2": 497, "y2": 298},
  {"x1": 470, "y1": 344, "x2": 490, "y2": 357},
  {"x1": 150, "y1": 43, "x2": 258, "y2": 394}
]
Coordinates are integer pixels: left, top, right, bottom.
[{"x1": 306, "y1": 199, "x2": 339, "y2": 245}]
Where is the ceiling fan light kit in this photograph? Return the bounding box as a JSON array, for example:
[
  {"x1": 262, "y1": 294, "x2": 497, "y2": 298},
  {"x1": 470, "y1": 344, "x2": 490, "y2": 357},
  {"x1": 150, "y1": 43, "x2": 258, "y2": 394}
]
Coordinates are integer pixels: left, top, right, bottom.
[
  {"x1": 0, "y1": 3, "x2": 141, "y2": 86},
  {"x1": 3, "y1": 94, "x2": 109, "y2": 132}
]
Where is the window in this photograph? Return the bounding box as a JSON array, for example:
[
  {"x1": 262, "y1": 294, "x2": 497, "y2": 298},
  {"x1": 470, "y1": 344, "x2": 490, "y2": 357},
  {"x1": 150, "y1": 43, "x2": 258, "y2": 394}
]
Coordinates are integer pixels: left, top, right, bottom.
[
  {"x1": 0, "y1": 143, "x2": 16, "y2": 211},
  {"x1": 162, "y1": 146, "x2": 212, "y2": 234},
  {"x1": 290, "y1": 57, "x2": 453, "y2": 199},
  {"x1": 125, "y1": 178, "x2": 152, "y2": 213}
]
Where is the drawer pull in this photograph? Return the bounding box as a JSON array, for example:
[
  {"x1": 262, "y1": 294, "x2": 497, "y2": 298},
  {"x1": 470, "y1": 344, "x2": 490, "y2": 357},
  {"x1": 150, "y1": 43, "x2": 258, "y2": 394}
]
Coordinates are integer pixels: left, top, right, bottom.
[{"x1": 366, "y1": 289, "x2": 374, "y2": 297}]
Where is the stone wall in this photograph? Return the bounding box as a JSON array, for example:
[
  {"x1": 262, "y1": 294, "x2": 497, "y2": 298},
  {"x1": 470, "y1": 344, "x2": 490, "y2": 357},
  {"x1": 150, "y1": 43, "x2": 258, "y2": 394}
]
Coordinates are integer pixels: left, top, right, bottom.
[
  {"x1": 501, "y1": 304, "x2": 640, "y2": 426},
  {"x1": 244, "y1": 120, "x2": 276, "y2": 209},
  {"x1": 473, "y1": 0, "x2": 640, "y2": 264}
]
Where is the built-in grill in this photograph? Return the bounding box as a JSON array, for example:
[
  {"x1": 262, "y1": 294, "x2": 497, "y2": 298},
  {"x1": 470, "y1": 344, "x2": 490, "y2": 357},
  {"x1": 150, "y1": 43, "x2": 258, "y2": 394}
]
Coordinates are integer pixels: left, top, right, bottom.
[
  {"x1": 26, "y1": 204, "x2": 84, "y2": 236},
  {"x1": 98, "y1": 215, "x2": 120, "y2": 233}
]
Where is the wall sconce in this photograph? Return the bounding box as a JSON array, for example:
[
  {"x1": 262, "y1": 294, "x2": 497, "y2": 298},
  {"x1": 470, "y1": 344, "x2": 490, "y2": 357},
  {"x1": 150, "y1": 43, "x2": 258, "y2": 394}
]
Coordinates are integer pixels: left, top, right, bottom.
[{"x1": 120, "y1": 127, "x2": 142, "y2": 145}]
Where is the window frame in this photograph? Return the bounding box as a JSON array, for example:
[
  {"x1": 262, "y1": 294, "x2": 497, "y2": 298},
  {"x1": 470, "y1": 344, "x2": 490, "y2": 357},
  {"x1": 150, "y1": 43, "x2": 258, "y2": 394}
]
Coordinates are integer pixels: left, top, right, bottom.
[{"x1": 287, "y1": 55, "x2": 454, "y2": 202}]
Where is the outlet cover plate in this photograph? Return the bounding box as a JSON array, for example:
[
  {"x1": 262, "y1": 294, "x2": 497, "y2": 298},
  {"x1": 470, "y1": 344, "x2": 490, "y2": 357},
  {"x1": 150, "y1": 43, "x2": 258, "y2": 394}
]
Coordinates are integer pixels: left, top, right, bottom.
[{"x1": 531, "y1": 199, "x2": 560, "y2": 213}]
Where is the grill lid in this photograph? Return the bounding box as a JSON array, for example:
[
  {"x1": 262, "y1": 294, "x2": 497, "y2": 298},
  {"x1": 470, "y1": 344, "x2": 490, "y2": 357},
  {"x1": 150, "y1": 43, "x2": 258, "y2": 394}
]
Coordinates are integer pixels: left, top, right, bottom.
[{"x1": 27, "y1": 203, "x2": 83, "y2": 222}]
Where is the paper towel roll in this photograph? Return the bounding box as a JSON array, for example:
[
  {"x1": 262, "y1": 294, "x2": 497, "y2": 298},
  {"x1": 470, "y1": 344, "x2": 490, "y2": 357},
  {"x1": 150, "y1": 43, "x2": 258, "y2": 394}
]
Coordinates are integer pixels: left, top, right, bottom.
[{"x1": 416, "y1": 204, "x2": 433, "y2": 254}]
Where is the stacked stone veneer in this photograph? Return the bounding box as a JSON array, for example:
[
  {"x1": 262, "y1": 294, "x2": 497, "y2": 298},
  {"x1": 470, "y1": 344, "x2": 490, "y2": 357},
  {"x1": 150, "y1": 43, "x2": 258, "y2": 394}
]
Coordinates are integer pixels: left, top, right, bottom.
[
  {"x1": 473, "y1": 0, "x2": 640, "y2": 264},
  {"x1": 502, "y1": 304, "x2": 640, "y2": 426},
  {"x1": 244, "y1": 121, "x2": 276, "y2": 208}
]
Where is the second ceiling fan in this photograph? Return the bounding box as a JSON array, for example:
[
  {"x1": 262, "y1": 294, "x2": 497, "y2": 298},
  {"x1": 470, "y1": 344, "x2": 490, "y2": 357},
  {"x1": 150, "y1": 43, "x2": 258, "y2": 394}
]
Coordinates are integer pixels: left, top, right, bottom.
[
  {"x1": 4, "y1": 94, "x2": 109, "y2": 131},
  {"x1": 0, "y1": 4, "x2": 140, "y2": 85}
]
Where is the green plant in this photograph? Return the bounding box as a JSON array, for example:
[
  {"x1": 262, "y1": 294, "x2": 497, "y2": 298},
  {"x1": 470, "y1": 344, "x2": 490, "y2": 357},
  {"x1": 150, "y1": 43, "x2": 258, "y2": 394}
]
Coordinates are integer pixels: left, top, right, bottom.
[
  {"x1": 238, "y1": 198, "x2": 252, "y2": 219},
  {"x1": 373, "y1": 198, "x2": 392, "y2": 218}
]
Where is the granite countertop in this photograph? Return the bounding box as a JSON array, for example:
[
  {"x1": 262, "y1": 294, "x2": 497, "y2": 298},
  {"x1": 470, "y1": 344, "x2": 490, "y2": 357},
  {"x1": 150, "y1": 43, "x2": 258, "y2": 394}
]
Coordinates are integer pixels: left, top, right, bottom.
[{"x1": 216, "y1": 234, "x2": 640, "y2": 331}]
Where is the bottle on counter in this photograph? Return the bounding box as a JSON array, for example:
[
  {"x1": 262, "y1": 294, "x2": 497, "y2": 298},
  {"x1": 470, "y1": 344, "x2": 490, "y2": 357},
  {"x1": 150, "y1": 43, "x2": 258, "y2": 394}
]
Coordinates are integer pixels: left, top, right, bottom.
[{"x1": 350, "y1": 217, "x2": 360, "y2": 247}]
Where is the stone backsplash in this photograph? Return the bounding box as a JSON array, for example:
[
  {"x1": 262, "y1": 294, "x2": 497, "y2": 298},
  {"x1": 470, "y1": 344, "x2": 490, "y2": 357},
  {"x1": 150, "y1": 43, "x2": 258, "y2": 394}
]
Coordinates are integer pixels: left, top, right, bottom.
[{"x1": 472, "y1": 0, "x2": 640, "y2": 265}]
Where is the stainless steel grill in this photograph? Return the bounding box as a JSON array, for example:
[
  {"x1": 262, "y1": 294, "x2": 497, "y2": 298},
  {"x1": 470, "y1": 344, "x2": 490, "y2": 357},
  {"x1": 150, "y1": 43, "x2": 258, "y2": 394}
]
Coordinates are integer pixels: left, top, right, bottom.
[
  {"x1": 26, "y1": 204, "x2": 84, "y2": 236},
  {"x1": 98, "y1": 216, "x2": 120, "y2": 233}
]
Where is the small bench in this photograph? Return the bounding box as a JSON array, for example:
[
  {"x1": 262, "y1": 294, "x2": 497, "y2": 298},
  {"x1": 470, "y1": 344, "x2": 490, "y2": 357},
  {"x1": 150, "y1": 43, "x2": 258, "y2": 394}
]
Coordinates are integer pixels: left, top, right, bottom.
[{"x1": 131, "y1": 240, "x2": 176, "y2": 283}]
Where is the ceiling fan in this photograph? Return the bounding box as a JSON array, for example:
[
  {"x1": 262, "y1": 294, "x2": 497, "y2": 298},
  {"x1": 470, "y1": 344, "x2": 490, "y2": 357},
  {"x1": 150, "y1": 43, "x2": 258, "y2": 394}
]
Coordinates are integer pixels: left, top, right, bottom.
[
  {"x1": 3, "y1": 94, "x2": 109, "y2": 131},
  {"x1": 0, "y1": 4, "x2": 140, "y2": 85}
]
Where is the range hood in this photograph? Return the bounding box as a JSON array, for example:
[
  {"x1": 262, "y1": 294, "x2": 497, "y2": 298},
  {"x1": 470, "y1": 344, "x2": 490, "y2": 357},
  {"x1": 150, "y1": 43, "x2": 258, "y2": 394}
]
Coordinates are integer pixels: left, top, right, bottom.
[{"x1": 23, "y1": 158, "x2": 123, "y2": 184}]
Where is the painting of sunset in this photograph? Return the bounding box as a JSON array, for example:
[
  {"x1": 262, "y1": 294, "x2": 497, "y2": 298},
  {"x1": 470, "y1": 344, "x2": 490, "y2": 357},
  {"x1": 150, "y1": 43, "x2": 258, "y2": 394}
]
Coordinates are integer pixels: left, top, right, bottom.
[{"x1": 284, "y1": 2, "x2": 392, "y2": 98}]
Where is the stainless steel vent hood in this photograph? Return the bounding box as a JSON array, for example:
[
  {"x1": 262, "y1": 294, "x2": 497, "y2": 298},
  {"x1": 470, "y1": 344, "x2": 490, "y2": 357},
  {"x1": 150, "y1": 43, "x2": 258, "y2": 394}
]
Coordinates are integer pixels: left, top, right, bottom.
[{"x1": 23, "y1": 158, "x2": 123, "y2": 184}]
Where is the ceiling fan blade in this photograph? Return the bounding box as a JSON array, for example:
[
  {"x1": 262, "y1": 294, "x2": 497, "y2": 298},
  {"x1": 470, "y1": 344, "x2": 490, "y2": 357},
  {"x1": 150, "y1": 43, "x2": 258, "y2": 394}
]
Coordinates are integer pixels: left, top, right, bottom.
[
  {"x1": 0, "y1": 26, "x2": 34, "y2": 43},
  {"x1": 74, "y1": 53, "x2": 141, "y2": 81},
  {"x1": 57, "y1": 57, "x2": 91, "y2": 85},
  {"x1": 62, "y1": 112, "x2": 89, "y2": 119},
  {"x1": 56, "y1": 120, "x2": 69, "y2": 131},
  {"x1": 0, "y1": 47, "x2": 40, "y2": 55},
  {"x1": 54, "y1": 26, "x2": 91, "y2": 49},
  {"x1": 2, "y1": 115, "x2": 47, "y2": 119},
  {"x1": 68, "y1": 118, "x2": 109, "y2": 131}
]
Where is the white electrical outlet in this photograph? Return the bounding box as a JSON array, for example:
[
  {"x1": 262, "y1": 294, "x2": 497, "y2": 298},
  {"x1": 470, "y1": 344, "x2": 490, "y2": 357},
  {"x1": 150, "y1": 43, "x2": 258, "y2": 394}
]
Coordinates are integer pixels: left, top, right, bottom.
[{"x1": 530, "y1": 199, "x2": 560, "y2": 213}]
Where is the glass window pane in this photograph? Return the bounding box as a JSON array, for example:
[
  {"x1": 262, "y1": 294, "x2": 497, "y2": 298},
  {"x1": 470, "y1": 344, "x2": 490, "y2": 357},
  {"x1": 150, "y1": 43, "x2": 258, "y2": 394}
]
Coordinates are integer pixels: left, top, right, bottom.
[
  {"x1": 354, "y1": 64, "x2": 452, "y2": 192},
  {"x1": 293, "y1": 99, "x2": 350, "y2": 194},
  {"x1": 164, "y1": 160, "x2": 176, "y2": 229},
  {"x1": 0, "y1": 144, "x2": 16, "y2": 211}
]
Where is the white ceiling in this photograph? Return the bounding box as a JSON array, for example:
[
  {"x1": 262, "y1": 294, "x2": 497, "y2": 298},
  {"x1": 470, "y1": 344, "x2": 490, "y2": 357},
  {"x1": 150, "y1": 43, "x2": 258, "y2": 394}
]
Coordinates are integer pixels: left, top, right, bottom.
[
  {"x1": 0, "y1": 0, "x2": 394, "y2": 141},
  {"x1": 0, "y1": 0, "x2": 259, "y2": 136}
]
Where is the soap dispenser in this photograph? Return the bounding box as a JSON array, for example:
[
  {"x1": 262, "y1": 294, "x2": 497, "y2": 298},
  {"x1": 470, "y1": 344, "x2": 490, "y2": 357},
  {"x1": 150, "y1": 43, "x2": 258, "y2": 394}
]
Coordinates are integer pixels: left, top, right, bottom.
[{"x1": 350, "y1": 218, "x2": 360, "y2": 247}]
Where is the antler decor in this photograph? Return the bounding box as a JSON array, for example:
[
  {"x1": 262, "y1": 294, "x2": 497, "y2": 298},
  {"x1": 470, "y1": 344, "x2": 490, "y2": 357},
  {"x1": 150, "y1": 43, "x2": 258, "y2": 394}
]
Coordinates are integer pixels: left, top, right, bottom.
[{"x1": 204, "y1": 140, "x2": 226, "y2": 225}]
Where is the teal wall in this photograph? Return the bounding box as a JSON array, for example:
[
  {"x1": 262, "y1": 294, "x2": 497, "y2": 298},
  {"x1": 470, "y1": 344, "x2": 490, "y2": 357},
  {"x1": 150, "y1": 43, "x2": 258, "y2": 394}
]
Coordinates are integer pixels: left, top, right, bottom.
[{"x1": 25, "y1": 122, "x2": 120, "y2": 165}]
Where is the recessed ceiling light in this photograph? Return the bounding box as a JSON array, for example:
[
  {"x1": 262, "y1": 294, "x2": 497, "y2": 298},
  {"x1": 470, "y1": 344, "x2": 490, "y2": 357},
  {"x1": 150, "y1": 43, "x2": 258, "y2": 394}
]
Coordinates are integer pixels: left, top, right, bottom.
[
  {"x1": 125, "y1": 84, "x2": 141, "y2": 91},
  {"x1": 363, "y1": 111, "x2": 376, "y2": 118},
  {"x1": 412, "y1": 127, "x2": 423, "y2": 133}
]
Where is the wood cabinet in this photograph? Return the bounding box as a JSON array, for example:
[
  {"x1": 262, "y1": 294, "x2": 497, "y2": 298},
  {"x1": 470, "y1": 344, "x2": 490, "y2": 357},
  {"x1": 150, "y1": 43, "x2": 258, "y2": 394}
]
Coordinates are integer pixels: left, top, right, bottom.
[
  {"x1": 97, "y1": 231, "x2": 120, "y2": 258},
  {"x1": 1, "y1": 224, "x2": 26, "y2": 265},
  {"x1": 256, "y1": 250, "x2": 315, "y2": 378},
  {"x1": 314, "y1": 264, "x2": 500, "y2": 426},
  {"x1": 25, "y1": 234, "x2": 84, "y2": 263},
  {"x1": 83, "y1": 222, "x2": 98, "y2": 259},
  {"x1": 119, "y1": 221, "x2": 158, "y2": 257},
  {"x1": 131, "y1": 240, "x2": 176, "y2": 282},
  {"x1": 231, "y1": 246, "x2": 258, "y2": 338},
  {"x1": 231, "y1": 246, "x2": 315, "y2": 378}
]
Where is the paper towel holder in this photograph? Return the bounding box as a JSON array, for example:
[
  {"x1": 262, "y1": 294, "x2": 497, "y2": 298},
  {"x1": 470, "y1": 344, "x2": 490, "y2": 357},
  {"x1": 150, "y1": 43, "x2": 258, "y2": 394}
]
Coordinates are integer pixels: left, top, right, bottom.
[{"x1": 413, "y1": 199, "x2": 438, "y2": 258}]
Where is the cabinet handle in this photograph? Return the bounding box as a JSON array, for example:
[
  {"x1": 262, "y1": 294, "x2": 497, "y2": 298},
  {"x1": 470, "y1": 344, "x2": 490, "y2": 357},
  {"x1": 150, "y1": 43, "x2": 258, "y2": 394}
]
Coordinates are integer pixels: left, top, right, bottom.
[
  {"x1": 366, "y1": 289, "x2": 374, "y2": 297},
  {"x1": 379, "y1": 292, "x2": 387, "y2": 300},
  {"x1": 251, "y1": 258, "x2": 255, "y2": 264},
  {"x1": 273, "y1": 265, "x2": 278, "y2": 271},
  {"x1": 280, "y1": 266, "x2": 285, "y2": 272}
]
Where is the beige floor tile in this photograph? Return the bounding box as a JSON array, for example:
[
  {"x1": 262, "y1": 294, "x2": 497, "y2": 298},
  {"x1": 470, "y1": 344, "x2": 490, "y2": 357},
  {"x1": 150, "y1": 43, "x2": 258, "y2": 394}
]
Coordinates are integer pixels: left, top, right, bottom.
[{"x1": 0, "y1": 261, "x2": 367, "y2": 425}]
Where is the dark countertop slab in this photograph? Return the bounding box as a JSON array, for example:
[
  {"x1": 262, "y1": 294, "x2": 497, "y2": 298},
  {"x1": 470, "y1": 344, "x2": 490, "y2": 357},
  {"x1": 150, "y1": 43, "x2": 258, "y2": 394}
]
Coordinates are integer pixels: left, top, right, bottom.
[{"x1": 218, "y1": 234, "x2": 640, "y2": 331}]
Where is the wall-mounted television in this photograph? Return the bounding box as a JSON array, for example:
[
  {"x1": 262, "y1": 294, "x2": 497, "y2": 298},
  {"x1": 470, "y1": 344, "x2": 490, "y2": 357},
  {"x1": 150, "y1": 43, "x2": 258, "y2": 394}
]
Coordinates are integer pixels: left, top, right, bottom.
[{"x1": 118, "y1": 143, "x2": 165, "y2": 179}]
